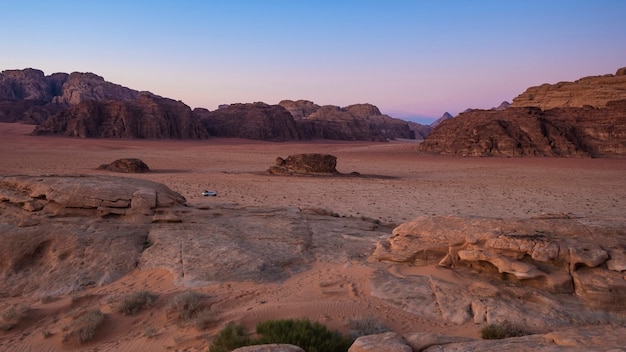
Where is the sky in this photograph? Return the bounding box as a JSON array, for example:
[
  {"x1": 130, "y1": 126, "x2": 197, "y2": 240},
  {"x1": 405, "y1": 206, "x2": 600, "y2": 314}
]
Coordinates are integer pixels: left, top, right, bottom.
[{"x1": 2, "y1": 1, "x2": 625, "y2": 124}]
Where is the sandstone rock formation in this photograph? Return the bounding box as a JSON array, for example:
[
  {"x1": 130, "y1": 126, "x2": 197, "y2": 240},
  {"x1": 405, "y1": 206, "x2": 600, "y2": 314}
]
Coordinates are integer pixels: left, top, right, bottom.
[
  {"x1": 419, "y1": 99, "x2": 626, "y2": 157},
  {"x1": 278, "y1": 99, "x2": 321, "y2": 120},
  {"x1": 280, "y1": 100, "x2": 415, "y2": 141},
  {"x1": 198, "y1": 102, "x2": 300, "y2": 141},
  {"x1": 50, "y1": 71, "x2": 140, "y2": 105},
  {"x1": 97, "y1": 158, "x2": 151, "y2": 173},
  {"x1": 32, "y1": 93, "x2": 209, "y2": 139},
  {"x1": 0, "y1": 175, "x2": 186, "y2": 296},
  {"x1": 511, "y1": 67, "x2": 626, "y2": 109},
  {"x1": 232, "y1": 344, "x2": 305, "y2": 352},
  {"x1": 0, "y1": 174, "x2": 389, "y2": 296},
  {"x1": 369, "y1": 215, "x2": 626, "y2": 329},
  {"x1": 268, "y1": 154, "x2": 338, "y2": 175},
  {"x1": 1, "y1": 174, "x2": 625, "y2": 350}
]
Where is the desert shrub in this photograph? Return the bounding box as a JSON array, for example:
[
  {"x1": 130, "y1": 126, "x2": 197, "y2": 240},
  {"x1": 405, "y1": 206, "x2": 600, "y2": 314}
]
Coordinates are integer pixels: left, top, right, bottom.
[
  {"x1": 62, "y1": 309, "x2": 104, "y2": 345},
  {"x1": 255, "y1": 319, "x2": 353, "y2": 352},
  {"x1": 347, "y1": 316, "x2": 390, "y2": 338},
  {"x1": 169, "y1": 291, "x2": 203, "y2": 321},
  {"x1": 113, "y1": 290, "x2": 157, "y2": 315},
  {"x1": 193, "y1": 307, "x2": 219, "y2": 330},
  {"x1": 208, "y1": 319, "x2": 352, "y2": 352},
  {"x1": 208, "y1": 322, "x2": 251, "y2": 352},
  {"x1": 143, "y1": 325, "x2": 158, "y2": 338},
  {"x1": 0, "y1": 304, "x2": 29, "y2": 330},
  {"x1": 481, "y1": 320, "x2": 527, "y2": 339}
]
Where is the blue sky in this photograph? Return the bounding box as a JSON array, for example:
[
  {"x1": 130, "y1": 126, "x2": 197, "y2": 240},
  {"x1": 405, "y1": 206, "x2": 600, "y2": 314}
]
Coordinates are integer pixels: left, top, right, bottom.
[{"x1": 2, "y1": 1, "x2": 625, "y2": 123}]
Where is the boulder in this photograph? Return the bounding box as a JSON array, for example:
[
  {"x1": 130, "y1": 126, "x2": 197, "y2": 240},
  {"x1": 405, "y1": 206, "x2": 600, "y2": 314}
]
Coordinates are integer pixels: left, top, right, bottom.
[
  {"x1": 232, "y1": 344, "x2": 304, "y2": 352},
  {"x1": 349, "y1": 332, "x2": 412, "y2": 352},
  {"x1": 97, "y1": 158, "x2": 151, "y2": 173},
  {"x1": 268, "y1": 154, "x2": 338, "y2": 175}
]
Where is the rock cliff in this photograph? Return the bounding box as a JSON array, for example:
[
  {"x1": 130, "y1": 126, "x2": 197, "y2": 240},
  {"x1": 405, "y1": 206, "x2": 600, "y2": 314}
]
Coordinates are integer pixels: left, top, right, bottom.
[
  {"x1": 280, "y1": 100, "x2": 414, "y2": 141},
  {"x1": 31, "y1": 93, "x2": 209, "y2": 139},
  {"x1": 419, "y1": 100, "x2": 626, "y2": 157},
  {"x1": 511, "y1": 67, "x2": 626, "y2": 109},
  {"x1": 198, "y1": 102, "x2": 300, "y2": 141}
]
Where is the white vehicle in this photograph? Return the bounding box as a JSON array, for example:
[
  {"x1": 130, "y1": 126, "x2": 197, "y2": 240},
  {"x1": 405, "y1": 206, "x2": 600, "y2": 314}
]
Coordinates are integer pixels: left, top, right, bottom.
[{"x1": 202, "y1": 190, "x2": 217, "y2": 197}]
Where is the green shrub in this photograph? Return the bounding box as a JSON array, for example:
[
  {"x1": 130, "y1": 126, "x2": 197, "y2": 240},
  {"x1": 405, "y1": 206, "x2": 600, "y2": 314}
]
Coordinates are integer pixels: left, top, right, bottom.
[
  {"x1": 208, "y1": 322, "x2": 250, "y2": 352},
  {"x1": 169, "y1": 291, "x2": 203, "y2": 320},
  {"x1": 208, "y1": 319, "x2": 353, "y2": 352},
  {"x1": 62, "y1": 310, "x2": 104, "y2": 345},
  {"x1": 256, "y1": 319, "x2": 352, "y2": 352},
  {"x1": 114, "y1": 290, "x2": 157, "y2": 315},
  {"x1": 481, "y1": 320, "x2": 527, "y2": 339}
]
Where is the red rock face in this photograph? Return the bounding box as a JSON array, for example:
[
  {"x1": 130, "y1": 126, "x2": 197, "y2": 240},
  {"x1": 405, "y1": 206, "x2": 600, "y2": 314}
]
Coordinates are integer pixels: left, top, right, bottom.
[
  {"x1": 282, "y1": 101, "x2": 414, "y2": 141},
  {"x1": 419, "y1": 99, "x2": 626, "y2": 157},
  {"x1": 32, "y1": 94, "x2": 209, "y2": 139},
  {"x1": 198, "y1": 102, "x2": 300, "y2": 141},
  {"x1": 511, "y1": 67, "x2": 626, "y2": 110}
]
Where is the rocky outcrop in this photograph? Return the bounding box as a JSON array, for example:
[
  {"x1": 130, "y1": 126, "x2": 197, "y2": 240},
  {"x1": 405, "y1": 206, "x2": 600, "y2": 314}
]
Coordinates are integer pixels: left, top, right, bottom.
[
  {"x1": 349, "y1": 332, "x2": 412, "y2": 352},
  {"x1": 278, "y1": 99, "x2": 321, "y2": 120},
  {"x1": 431, "y1": 112, "x2": 453, "y2": 128},
  {"x1": 51, "y1": 71, "x2": 140, "y2": 105},
  {"x1": 268, "y1": 154, "x2": 338, "y2": 175},
  {"x1": 98, "y1": 158, "x2": 151, "y2": 173},
  {"x1": 31, "y1": 93, "x2": 209, "y2": 139},
  {"x1": 419, "y1": 100, "x2": 626, "y2": 157},
  {"x1": 369, "y1": 215, "x2": 626, "y2": 329},
  {"x1": 198, "y1": 102, "x2": 300, "y2": 141},
  {"x1": 511, "y1": 67, "x2": 626, "y2": 110},
  {"x1": 232, "y1": 345, "x2": 305, "y2": 352},
  {"x1": 295, "y1": 103, "x2": 415, "y2": 141},
  {"x1": 0, "y1": 174, "x2": 390, "y2": 295},
  {"x1": 407, "y1": 121, "x2": 432, "y2": 140},
  {"x1": 0, "y1": 175, "x2": 186, "y2": 296}
]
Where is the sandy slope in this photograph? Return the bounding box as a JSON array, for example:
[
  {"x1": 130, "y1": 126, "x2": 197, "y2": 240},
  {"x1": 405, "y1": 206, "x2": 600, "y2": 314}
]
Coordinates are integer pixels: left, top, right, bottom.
[{"x1": 1, "y1": 122, "x2": 625, "y2": 351}]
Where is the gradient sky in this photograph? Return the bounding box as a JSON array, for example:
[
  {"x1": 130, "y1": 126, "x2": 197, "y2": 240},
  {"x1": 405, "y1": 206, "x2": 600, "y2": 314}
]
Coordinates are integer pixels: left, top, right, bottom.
[{"x1": 2, "y1": 1, "x2": 625, "y2": 123}]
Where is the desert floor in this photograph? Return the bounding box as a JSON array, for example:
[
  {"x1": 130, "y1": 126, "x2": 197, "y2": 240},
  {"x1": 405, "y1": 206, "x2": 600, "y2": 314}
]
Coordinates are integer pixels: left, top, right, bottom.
[{"x1": 1, "y1": 122, "x2": 625, "y2": 351}]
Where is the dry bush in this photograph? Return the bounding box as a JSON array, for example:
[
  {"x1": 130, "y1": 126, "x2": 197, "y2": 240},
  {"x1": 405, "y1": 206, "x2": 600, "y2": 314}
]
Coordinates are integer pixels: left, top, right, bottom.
[
  {"x1": 62, "y1": 310, "x2": 104, "y2": 345},
  {"x1": 0, "y1": 304, "x2": 29, "y2": 331},
  {"x1": 168, "y1": 291, "x2": 203, "y2": 321},
  {"x1": 481, "y1": 320, "x2": 527, "y2": 339},
  {"x1": 112, "y1": 290, "x2": 157, "y2": 315},
  {"x1": 193, "y1": 306, "x2": 220, "y2": 330},
  {"x1": 347, "y1": 316, "x2": 390, "y2": 338}
]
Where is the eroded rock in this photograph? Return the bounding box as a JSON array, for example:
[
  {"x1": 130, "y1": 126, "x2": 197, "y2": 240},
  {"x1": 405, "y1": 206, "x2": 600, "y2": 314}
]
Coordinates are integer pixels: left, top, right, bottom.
[
  {"x1": 97, "y1": 158, "x2": 151, "y2": 173},
  {"x1": 268, "y1": 154, "x2": 339, "y2": 175}
]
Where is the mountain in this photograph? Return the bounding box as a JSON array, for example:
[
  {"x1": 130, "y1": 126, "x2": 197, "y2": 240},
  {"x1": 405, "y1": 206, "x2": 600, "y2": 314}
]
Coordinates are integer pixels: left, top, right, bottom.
[
  {"x1": 279, "y1": 100, "x2": 415, "y2": 141},
  {"x1": 431, "y1": 112, "x2": 453, "y2": 127},
  {"x1": 511, "y1": 67, "x2": 626, "y2": 109},
  {"x1": 32, "y1": 93, "x2": 209, "y2": 139},
  {"x1": 1, "y1": 69, "x2": 415, "y2": 141}
]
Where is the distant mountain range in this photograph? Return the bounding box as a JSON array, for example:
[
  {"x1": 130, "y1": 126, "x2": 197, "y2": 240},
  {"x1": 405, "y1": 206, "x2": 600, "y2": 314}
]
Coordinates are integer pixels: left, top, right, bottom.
[{"x1": 0, "y1": 68, "x2": 423, "y2": 141}]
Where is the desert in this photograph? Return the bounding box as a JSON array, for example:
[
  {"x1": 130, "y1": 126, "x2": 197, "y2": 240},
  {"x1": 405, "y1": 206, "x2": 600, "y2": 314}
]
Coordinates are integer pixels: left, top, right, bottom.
[{"x1": 1, "y1": 120, "x2": 625, "y2": 351}]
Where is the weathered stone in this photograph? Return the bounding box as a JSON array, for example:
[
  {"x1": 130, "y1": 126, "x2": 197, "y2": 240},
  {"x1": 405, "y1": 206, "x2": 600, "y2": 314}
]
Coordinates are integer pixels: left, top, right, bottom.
[
  {"x1": 349, "y1": 332, "x2": 412, "y2": 352},
  {"x1": 98, "y1": 158, "x2": 151, "y2": 173},
  {"x1": 403, "y1": 332, "x2": 475, "y2": 351},
  {"x1": 511, "y1": 68, "x2": 626, "y2": 110},
  {"x1": 268, "y1": 154, "x2": 338, "y2": 175},
  {"x1": 232, "y1": 345, "x2": 304, "y2": 352}
]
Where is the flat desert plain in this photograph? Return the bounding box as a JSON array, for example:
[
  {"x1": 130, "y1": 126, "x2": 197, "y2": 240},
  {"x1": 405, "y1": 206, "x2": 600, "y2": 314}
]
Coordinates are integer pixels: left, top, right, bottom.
[{"x1": 1, "y1": 122, "x2": 625, "y2": 351}]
